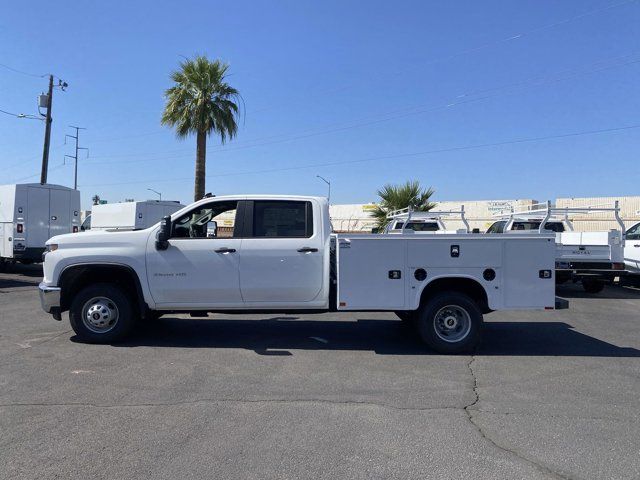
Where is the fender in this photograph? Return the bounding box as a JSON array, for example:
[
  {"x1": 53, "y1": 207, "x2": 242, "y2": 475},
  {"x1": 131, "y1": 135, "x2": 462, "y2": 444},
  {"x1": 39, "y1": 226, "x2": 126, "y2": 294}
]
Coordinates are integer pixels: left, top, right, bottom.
[
  {"x1": 414, "y1": 274, "x2": 491, "y2": 312},
  {"x1": 58, "y1": 262, "x2": 152, "y2": 313}
]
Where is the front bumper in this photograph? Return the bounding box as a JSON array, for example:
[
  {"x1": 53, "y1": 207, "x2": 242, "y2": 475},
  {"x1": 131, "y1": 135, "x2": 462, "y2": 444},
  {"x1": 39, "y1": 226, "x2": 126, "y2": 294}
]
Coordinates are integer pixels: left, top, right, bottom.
[{"x1": 39, "y1": 282, "x2": 62, "y2": 319}]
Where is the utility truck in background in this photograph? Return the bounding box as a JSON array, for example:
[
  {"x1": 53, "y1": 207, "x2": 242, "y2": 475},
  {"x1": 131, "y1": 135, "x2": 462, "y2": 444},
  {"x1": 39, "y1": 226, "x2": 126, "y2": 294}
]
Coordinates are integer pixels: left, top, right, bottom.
[
  {"x1": 81, "y1": 200, "x2": 184, "y2": 231},
  {"x1": 486, "y1": 201, "x2": 626, "y2": 293},
  {"x1": 624, "y1": 221, "x2": 640, "y2": 276},
  {"x1": 39, "y1": 195, "x2": 564, "y2": 353},
  {"x1": 382, "y1": 206, "x2": 472, "y2": 234},
  {"x1": 0, "y1": 183, "x2": 80, "y2": 268}
]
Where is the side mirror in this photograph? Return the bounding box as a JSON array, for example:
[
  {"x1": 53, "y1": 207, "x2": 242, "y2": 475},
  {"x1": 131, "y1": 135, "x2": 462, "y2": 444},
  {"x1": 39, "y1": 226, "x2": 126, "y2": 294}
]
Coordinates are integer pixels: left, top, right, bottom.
[
  {"x1": 207, "y1": 220, "x2": 218, "y2": 238},
  {"x1": 80, "y1": 225, "x2": 85, "y2": 232},
  {"x1": 156, "y1": 216, "x2": 171, "y2": 250}
]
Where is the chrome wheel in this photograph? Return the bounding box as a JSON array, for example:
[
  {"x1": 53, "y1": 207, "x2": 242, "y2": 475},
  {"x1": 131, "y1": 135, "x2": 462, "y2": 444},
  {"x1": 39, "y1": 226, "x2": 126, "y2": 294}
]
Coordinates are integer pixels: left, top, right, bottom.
[
  {"x1": 81, "y1": 296, "x2": 119, "y2": 334},
  {"x1": 433, "y1": 305, "x2": 471, "y2": 343}
]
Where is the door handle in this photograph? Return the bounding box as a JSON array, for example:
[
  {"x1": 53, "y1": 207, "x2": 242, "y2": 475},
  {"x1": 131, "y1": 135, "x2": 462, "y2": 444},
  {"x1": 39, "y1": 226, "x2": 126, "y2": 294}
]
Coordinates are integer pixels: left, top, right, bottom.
[
  {"x1": 297, "y1": 247, "x2": 318, "y2": 253},
  {"x1": 634, "y1": 244, "x2": 640, "y2": 247},
  {"x1": 214, "y1": 247, "x2": 236, "y2": 253}
]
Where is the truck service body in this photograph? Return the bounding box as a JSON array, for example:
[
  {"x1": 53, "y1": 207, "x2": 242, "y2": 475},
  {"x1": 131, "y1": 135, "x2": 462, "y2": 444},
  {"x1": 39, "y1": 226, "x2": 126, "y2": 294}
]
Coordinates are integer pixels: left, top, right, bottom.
[
  {"x1": 82, "y1": 200, "x2": 184, "y2": 231},
  {"x1": 39, "y1": 195, "x2": 561, "y2": 353},
  {"x1": 0, "y1": 183, "x2": 80, "y2": 265}
]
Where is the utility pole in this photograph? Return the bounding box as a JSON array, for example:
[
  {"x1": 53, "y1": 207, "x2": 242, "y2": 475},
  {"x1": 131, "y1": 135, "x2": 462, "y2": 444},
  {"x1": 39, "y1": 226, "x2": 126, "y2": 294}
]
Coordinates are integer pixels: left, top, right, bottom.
[
  {"x1": 39, "y1": 75, "x2": 68, "y2": 184},
  {"x1": 40, "y1": 75, "x2": 54, "y2": 184},
  {"x1": 65, "y1": 126, "x2": 87, "y2": 190}
]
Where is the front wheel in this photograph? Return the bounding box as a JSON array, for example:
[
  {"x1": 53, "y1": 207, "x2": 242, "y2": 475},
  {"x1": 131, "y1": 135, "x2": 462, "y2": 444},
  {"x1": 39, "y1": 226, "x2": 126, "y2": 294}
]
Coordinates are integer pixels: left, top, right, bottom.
[
  {"x1": 416, "y1": 292, "x2": 483, "y2": 354},
  {"x1": 69, "y1": 283, "x2": 136, "y2": 343}
]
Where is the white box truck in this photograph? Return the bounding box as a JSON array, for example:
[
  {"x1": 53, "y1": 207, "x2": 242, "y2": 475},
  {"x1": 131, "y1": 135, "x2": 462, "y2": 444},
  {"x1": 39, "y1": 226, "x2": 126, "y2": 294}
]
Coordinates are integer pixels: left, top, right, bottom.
[
  {"x1": 81, "y1": 200, "x2": 184, "y2": 231},
  {"x1": 0, "y1": 183, "x2": 80, "y2": 267},
  {"x1": 39, "y1": 194, "x2": 564, "y2": 353}
]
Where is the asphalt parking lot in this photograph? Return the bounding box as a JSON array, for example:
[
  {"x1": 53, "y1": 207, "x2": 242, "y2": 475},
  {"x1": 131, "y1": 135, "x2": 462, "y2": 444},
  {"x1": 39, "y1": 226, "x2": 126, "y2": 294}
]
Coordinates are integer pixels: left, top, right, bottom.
[{"x1": 1, "y1": 264, "x2": 639, "y2": 480}]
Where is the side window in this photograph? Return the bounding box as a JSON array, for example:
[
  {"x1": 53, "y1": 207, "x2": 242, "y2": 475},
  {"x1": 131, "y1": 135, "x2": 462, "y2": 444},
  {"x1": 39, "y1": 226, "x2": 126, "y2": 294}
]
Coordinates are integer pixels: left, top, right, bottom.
[
  {"x1": 627, "y1": 223, "x2": 640, "y2": 240},
  {"x1": 252, "y1": 201, "x2": 312, "y2": 238},
  {"x1": 171, "y1": 200, "x2": 239, "y2": 239}
]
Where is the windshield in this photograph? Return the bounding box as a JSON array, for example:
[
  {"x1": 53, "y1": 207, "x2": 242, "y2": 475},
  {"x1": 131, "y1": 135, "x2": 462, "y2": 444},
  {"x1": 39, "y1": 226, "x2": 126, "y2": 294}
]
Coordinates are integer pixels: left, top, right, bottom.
[
  {"x1": 511, "y1": 221, "x2": 564, "y2": 232},
  {"x1": 392, "y1": 221, "x2": 440, "y2": 232}
]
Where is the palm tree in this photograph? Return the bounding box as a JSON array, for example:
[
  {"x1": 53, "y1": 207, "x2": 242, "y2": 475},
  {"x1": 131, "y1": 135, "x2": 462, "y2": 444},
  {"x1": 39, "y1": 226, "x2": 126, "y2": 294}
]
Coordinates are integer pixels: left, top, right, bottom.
[
  {"x1": 161, "y1": 55, "x2": 241, "y2": 202},
  {"x1": 371, "y1": 180, "x2": 436, "y2": 228}
]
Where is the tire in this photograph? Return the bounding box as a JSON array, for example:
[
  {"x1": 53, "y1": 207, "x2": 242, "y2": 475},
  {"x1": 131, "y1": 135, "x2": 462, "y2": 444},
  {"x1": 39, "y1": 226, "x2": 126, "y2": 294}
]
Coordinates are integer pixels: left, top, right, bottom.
[
  {"x1": 416, "y1": 292, "x2": 483, "y2": 354},
  {"x1": 395, "y1": 311, "x2": 415, "y2": 322},
  {"x1": 582, "y1": 279, "x2": 605, "y2": 294},
  {"x1": 69, "y1": 283, "x2": 136, "y2": 343}
]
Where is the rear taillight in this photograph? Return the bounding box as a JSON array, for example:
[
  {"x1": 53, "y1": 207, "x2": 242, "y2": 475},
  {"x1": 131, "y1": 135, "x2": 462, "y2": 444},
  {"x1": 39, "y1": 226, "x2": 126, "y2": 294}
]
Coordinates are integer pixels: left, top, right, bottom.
[
  {"x1": 612, "y1": 262, "x2": 625, "y2": 270},
  {"x1": 16, "y1": 223, "x2": 23, "y2": 233},
  {"x1": 73, "y1": 226, "x2": 78, "y2": 233}
]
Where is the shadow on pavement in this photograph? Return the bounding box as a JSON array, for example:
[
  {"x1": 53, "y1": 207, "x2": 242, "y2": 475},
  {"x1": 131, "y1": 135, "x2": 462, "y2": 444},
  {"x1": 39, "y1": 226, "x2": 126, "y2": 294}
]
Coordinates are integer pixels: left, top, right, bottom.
[
  {"x1": 104, "y1": 316, "x2": 640, "y2": 357},
  {"x1": 556, "y1": 283, "x2": 640, "y2": 300},
  {"x1": 0, "y1": 278, "x2": 40, "y2": 289}
]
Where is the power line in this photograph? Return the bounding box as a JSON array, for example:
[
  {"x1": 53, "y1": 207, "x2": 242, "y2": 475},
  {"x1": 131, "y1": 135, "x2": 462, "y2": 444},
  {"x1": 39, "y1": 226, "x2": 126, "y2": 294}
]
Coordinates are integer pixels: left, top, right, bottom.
[
  {"x1": 250, "y1": 0, "x2": 640, "y2": 114},
  {"x1": 84, "y1": 52, "x2": 640, "y2": 164},
  {"x1": 80, "y1": 123, "x2": 640, "y2": 187},
  {"x1": 0, "y1": 62, "x2": 47, "y2": 78},
  {"x1": 72, "y1": 0, "x2": 640, "y2": 147}
]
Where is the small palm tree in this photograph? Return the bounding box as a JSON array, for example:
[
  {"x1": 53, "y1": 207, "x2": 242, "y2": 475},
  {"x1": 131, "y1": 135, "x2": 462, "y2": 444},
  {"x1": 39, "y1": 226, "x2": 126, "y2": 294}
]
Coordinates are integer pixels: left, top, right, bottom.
[
  {"x1": 371, "y1": 180, "x2": 436, "y2": 228},
  {"x1": 161, "y1": 55, "x2": 241, "y2": 202}
]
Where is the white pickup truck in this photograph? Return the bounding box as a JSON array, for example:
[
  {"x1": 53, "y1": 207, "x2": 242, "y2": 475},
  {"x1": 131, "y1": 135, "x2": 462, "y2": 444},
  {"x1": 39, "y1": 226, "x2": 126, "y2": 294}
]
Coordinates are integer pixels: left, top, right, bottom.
[
  {"x1": 382, "y1": 207, "x2": 471, "y2": 234},
  {"x1": 487, "y1": 202, "x2": 626, "y2": 293},
  {"x1": 39, "y1": 195, "x2": 562, "y2": 353}
]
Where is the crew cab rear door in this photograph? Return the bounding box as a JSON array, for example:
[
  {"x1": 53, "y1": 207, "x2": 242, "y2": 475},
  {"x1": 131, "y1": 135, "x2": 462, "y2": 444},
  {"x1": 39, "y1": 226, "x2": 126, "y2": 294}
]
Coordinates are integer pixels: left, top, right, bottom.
[{"x1": 239, "y1": 200, "x2": 324, "y2": 304}]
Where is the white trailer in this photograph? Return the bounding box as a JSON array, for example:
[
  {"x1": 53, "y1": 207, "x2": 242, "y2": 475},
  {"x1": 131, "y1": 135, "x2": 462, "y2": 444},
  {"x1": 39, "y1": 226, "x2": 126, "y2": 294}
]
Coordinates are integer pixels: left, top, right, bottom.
[
  {"x1": 0, "y1": 183, "x2": 80, "y2": 266},
  {"x1": 82, "y1": 200, "x2": 184, "y2": 231}
]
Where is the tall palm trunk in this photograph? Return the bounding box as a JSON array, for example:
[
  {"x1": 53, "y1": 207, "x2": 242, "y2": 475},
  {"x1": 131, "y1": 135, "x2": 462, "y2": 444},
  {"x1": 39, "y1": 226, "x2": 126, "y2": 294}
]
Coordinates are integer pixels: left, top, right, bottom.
[{"x1": 194, "y1": 130, "x2": 207, "y2": 201}]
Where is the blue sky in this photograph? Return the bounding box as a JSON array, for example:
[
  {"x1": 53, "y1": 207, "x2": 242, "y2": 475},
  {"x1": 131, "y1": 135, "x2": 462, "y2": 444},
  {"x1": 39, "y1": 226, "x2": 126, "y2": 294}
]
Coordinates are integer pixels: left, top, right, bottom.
[{"x1": 1, "y1": 0, "x2": 639, "y2": 209}]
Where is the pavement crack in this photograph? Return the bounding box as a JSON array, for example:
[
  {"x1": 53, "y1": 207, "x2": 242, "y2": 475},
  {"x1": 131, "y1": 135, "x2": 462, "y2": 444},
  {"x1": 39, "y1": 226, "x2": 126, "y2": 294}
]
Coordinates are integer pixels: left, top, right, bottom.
[
  {"x1": 0, "y1": 397, "x2": 460, "y2": 412},
  {"x1": 463, "y1": 355, "x2": 577, "y2": 480}
]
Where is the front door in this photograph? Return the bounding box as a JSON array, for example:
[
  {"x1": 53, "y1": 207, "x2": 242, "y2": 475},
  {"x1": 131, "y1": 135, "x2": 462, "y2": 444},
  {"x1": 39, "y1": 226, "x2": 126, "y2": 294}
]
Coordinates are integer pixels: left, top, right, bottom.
[
  {"x1": 625, "y1": 222, "x2": 640, "y2": 273},
  {"x1": 239, "y1": 200, "x2": 324, "y2": 304},
  {"x1": 146, "y1": 200, "x2": 244, "y2": 308}
]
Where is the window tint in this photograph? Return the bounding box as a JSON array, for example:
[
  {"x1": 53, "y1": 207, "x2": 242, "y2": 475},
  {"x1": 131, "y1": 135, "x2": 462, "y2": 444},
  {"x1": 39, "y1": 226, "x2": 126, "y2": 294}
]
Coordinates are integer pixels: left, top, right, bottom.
[
  {"x1": 627, "y1": 222, "x2": 640, "y2": 240},
  {"x1": 172, "y1": 200, "x2": 239, "y2": 239},
  {"x1": 486, "y1": 221, "x2": 505, "y2": 234},
  {"x1": 253, "y1": 201, "x2": 312, "y2": 238},
  {"x1": 511, "y1": 221, "x2": 564, "y2": 232},
  {"x1": 393, "y1": 221, "x2": 440, "y2": 232}
]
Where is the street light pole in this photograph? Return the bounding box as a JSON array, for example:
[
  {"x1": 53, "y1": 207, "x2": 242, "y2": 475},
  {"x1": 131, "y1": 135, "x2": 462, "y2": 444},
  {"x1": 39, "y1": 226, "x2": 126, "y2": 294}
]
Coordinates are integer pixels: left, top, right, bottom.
[
  {"x1": 147, "y1": 188, "x2": 162, "y2": 201},
  {"x1": 316, "y1": 175, "x2": 331, "y2": 203}
]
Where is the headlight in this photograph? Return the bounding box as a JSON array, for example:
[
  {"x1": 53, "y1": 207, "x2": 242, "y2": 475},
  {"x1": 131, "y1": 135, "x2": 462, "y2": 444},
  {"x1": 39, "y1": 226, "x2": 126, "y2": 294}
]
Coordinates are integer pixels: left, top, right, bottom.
[{"x1": 45, "y1": 244, "x2": 58, "y2": 253}]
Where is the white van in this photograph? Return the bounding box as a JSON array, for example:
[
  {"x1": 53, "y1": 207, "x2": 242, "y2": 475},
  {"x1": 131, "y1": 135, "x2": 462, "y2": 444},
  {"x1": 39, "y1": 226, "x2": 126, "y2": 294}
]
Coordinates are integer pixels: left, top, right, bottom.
[{"x1": 0, "y1": 183, "x2": 81, "y2": 265}]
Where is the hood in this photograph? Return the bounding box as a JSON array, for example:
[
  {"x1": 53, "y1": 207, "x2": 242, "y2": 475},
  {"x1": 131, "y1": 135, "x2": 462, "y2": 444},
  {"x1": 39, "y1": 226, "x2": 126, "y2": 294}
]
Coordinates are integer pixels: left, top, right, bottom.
[{"x1": 47, "y1": 227, "x2": 155, "y2": 246}]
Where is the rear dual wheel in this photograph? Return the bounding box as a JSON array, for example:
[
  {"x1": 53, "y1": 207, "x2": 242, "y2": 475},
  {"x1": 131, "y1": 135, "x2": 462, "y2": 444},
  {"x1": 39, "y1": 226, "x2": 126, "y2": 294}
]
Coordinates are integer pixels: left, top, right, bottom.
[
  {"x1": 416, "y1": 292, "x2": 483, "y2": 354},
  {"x1": 582, "y1": 279, "x2": 605, "y2": 294}
]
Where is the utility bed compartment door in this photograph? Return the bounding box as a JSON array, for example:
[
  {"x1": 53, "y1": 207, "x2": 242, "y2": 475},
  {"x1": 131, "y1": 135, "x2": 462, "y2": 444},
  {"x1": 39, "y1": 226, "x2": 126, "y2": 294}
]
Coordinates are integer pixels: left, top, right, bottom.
[
  {"x1": 337, "y1": 236, "x2": 405, "y2": 310},
  {"x1": 503, "y1": 237, "x2": 556, "y2": 309}
]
